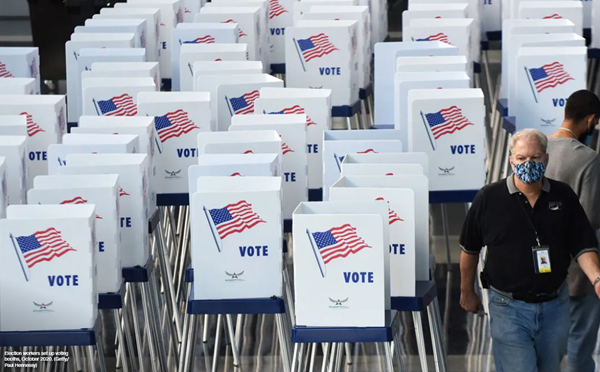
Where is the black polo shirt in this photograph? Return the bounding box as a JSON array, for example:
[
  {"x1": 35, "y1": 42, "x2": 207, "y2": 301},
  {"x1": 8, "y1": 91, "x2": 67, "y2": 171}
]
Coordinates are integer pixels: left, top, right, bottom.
[{"x1": 460, "y1": 175, "x2": 598, "y2": 295}]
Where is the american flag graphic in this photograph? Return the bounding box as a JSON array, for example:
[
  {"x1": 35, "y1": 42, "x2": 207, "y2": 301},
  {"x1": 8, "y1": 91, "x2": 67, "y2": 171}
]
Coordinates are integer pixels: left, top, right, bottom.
[
  {"x1": 154, "y1": 109, "x2": 199, "y2": 143},
  {"x1": 97, "y1": 94, "x2": 137, "y2": 116},
  {"x1": 229, "y1": 90, "x2": 260, "y2": 115},
  {"x1": 183, "y1": 35, "x2": 215, "y2": 44},
  {"x1": 311, "y1": 224, "x2": 371, "y2": 264},
  {"x1": 60, "y1": 197, "x2": 102, "y2": 219},
  {"x1": 244, "y1": 150, "x2": 254, "y2": 154},
  {"x1": 297, "y1": 34, "x2": 338, "y2": 62},
  {"x1": 30, "y1": 57, "x2": 38, "y2": 79},
  {"x1": 0, "y1": 62, "x2": 13, "y2": 78},
  {"x1": 543, "y1": 14, "x2": 562, "y2": 19},
  {"x1": 208, "y1": 200, "x2": 265, "y2": 239},
  {"x1": 269, "y1": 0, "x2": 288, "y2": 19},
  {"x1": 357, "y1": 149, "x2": 378, "y2": 154},
  {"x1": 14, "y1": 228, "x2": 76, "y2": 268},
  {"x1": 119, "y1": 187, "x2": 129, "y2": 197},
  {"x1": 528, "y1": 62, "x2": 574, "y2": 93},
  {"x1": 221, "y1": 19, "x2": 248, "y2": 37},
  {"x1": 279, "y1": 135, "x2": 294, "y2": 155},
  {"x1": 375, "y1": 197, "x2": 403, "y2": 225},
  {"x1": 415, "y1": 33, "x2": 451, "y2": 44},
  {"x1": 230, "y1": 172, "x2": 242, "y2": 176},
  {"x1": 425, "y1": 106, "x2": 473, "y2": 140},
  {"x1": 268, "y1": 105, "x2": 317, "y2": 126},
  {"x1": 20, "y1": 112, "x2": 45, "y2": 137}
]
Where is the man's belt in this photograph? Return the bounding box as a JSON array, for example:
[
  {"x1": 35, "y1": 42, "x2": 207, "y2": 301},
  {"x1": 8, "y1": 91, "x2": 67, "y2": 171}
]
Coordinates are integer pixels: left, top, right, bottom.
[{"x1": 490, "y1": 283, "x2": 564, "y2": 304}]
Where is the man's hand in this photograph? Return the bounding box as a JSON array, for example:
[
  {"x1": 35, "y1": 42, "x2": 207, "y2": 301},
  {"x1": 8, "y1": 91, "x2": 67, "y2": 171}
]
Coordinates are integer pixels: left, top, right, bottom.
[
  {"x1": 595, "y1": 280, "x2": 600, "y2": 300},
  {"x1": 461, "y1": 290, "x2": 483, "y2": 313}
]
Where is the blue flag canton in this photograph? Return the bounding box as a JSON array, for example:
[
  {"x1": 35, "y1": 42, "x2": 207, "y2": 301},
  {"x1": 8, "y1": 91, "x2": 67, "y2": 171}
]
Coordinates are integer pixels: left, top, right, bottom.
[
  {"x1": 312, "y1": 230, "x2": 337, "y2": 249},
  {"x1": 155, "y1": 115, "x2": 173, "y2": 131},
  {"x1": 209, "y1": 207, "x2": 234, "y2": 225},
  {"x1": 529, "y1": 67, "x2": 548, "y2": 82},
  {"x1": 298, "y1": 38, "x2": 316, "y2": 52},
  {"x1": 16, "y1": 235, "x2": 42, "y2": 253},
  {"x1": 425, "y1": 112, "x2": 445, "y2": 127},
  {"x1": 230, "y1": 97, "x2": 250, "y2": 111},
  {"x1": 98, "y1": 99, "x2": 117, "y2": 114}
]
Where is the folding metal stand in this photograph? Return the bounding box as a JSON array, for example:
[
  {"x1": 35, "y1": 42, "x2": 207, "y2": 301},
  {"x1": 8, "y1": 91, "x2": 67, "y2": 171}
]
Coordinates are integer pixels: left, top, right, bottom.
[
  {"x1": 179, "y1": 268, "x2": 292, "y2": 372},
  {"x1": 333, "y1": 101, "x2": 364, "y2": 130},
  {"x1": 359, "y1": 83, "x2": 374, "y2": 128},
  {"x1": 291, "y1": 310, "x2": 403, "y2": 372},
  {"x1": 0, "y1": 317, "x2": 106, "y2": 372},
  {"x1": 99, "y1": 287, "x2": 135, "y2": 372}
]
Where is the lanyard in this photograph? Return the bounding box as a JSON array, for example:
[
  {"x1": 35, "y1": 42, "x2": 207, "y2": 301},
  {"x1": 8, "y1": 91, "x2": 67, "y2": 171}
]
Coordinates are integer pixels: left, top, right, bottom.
[{"x1": 517, "y1": 194, "x2": 542, "y2": 247}]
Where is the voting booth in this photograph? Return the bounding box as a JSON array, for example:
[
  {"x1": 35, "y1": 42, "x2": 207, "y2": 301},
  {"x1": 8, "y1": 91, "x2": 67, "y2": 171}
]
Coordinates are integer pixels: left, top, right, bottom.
[
  {"x1": 77, "y1": 19, "x2": 146, "y2": 52},
  {"x1": 373, "y1": 41, "x2": 458, "y2": 126},
  {"x1": 0, "y1": 136, "x2": 27, "y2": 206},
  {"x1": 330, "y1": 176, "x2": 416, "y2": 297},
  {"x1": 0, "y1": 47, "x2": 40, "y2": 94},
  {"x1": 0, "y1": 95, "x2": 66, "y2": 189},
  {"x1": 28, "y1": 174, "x2": 122, "y2": 294},
  {"x1": 90, "y1": 62, "x2": 161, "y2": 92},
  {"x1": 229, "y1": 114, "x2": 308, "y2": 220},
  {"x1": 514, "y1": 47, "x2": 586, "y2": 135},
  {"x1": 0, "y1": 205, "x2": 96, "y2": 332},
  {"x1": 137, "y1": 91, "x2": 210, "y2": 196},
  {"x1": 340, "y1": 152, "x2": 429, "y2": 177},
  {"x1": 407, "y1": 88, "x2": 485, "y2": 193},
  {"x1": 286, "y1": 20, "x2": 359, "y2": 107},
  {"x1": 190, "y1": 176, "x2": 283, "y2": 300},
  {"x1": 180, "y1": 44, "x2": 248, "y2": 91},
  {"x1": 0, "y1": 78, "x2": 37, "y2": 95},
  {"x1": 517, "y1": 2, "x2": 583, "y2": 37},
  {"x1": 58, "y1": 154, "x2": 150, "y2": 268},
  {"x1": 322, "y1": 130, "x2": 402, "y2": 200},
  {"x1": 82, "y1": 77, "x2": 155, "y2": 117},
  {"x1": 292, "y1": 201, "x2": 389, "y2": 327}
]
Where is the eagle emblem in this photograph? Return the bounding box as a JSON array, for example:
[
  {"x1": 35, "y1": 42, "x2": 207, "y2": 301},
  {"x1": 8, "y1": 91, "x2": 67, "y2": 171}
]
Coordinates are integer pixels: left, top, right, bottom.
[
  {"x1": 541, "y1": 118, "x2": 556, "y2": 125},
  {"x1": 33, "y1": 301, "x2": 53, "y2": 309},
  {"x1": 438, "y1": 167, "x2": 455, "y2": 174},
  {"x1": 309, "y1": 86, "x2": 323, "y2": 89},
  {"x1": 329, "y1": 297, "x2": 349, "y2": 306},
  {"x1": 165, "y1": 169, "x2": 181, "y2": 177},
  {"x1": 225, "y1": 271, "x2": 244, "y2": 279}
]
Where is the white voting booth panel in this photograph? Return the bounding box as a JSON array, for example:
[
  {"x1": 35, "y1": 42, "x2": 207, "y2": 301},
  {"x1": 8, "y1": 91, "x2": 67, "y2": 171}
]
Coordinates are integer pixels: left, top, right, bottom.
[
  {"x1": 0, "y1": 47, "x2": 40, "y2": 94},
  {"x1": 77, "y1": 48, "x2": 148, "y2": 118},
  {"x1": 48, "y1": 133, "x2": 139, "y2": 175},
  {"x1": 171, "y1": 23, "x2": 239, "y2": 91},
  {"x1": 0, "y1": 115, "x2": 27, "y2": 136},
  {"x1": 286, "y1": 20, "x2": 359, "y2": 107},
  {"x1": 90, "y1": 62, "x2": 161, "y2": 92},
  {"x1": 265, "y1": 0, "x2": 295, "y2": 64},
  {"x1": 0, "y1": 136, "x2": 27, "y2": 206},
  {"x1": 95, "y1": 7, "x2": 161, "y2": 64},
  {"x1": 58, "y1": 154, "x2": 150, "y2": 268},
  {"x1": 0, "y1": 95, "x2": 66, "y2": 190},
  {"x1": 205, "y1": 0, "x2": 270, "y2": 71},
  {"x1": 74, "y1": 116, "x2": 157, "y2": 213},
  {"x1": 195, "y1": 7, "x2": 264, "y2": 66},
  {"x1": 191, "y1": 177, "x2": 283, "y2": 300},
  {"x1": 302, "y1": 6, "x2": 371, "y2": 90},
  {"x1": 0, "y1": 205, "x2": 96, "y2": 332},
  {"x1": 500, "y1": 19, "x2": 576, "y2": 100},
  {"x1": 292, "y1": 0, "x2": 357, "y2": 26},
  {"x1": 341, "y1": 152, "x2": 430, "y2": 175},
  {"x1": 293, "y1": 201, "x2": 388, "y2": 327},
  {"x1": 78, "y1": 19, "x2": 146, "y2": 54},
  {"x1": 330, "y1": 176, "x2": 415, "y2": 297},
  {"x1": 217, "y1": 74, "x2": 284, "y2": 131},
  {"x1": 137, "y1": 91, "x2": 210, "y2": 195},
  {"x1": 404, "y1": 4, "x2": 469, "y2": 21},
  {"x1": 229, "y1": 114, "x2": 307, "y2": 219},
  {"x1": 180, "y1": 44, "x2": 248, "y2": 91},
  {"x1": 82, "y1": 77, "x2": 155, "y2": 117},
  {"x1": 0, "y1": 158, "x2": 6, "y2": 219},
  {"x1": 408, "y1": 89, "x2": 484, "y2": 193},
  {"x1": 322, "y1": 130, "x2": 402, "y2": 201},
  {"x1": 65, "y1": 33, "x2": 135, "y2": 122},
  {"x1": 482, "y1": 0, "x2": 501, "y2": 34},
  {"x1": 394, "y1": 71, "x2": 471, "y2": 147},
  {"x1": 182, "y1": 0, "x2": 201, "y2": 22},
  {"x1": 114, "y1": 0, "x2": 184, "y2": 79},
  {"x1": 373, "y1": 41, "x2": 458, "y2": 125},
  {"x1": 506, "y1": 34, "x2": 584, "y2": 113},
  {"x1": 506, "y1": 0, "x2": 567, "y2": 20},
  {"x1": 515, "y1": 47, "x2": 586, "y2": 135},
  {"x1": 0, "y1": 78, "x2": 37, "y2": 95},
  {"x1": 341, "y1": 163, "x2": 423, "y2": 176},
  {"x1": 28, "y1": 174, "x2": 121, "y2": 294},
  {"x1": 518, "y1": 2, "x2": 583, "y2": 37},
  {"x1": 188, "y1": 153, "x2": 279, "y2": 195}
]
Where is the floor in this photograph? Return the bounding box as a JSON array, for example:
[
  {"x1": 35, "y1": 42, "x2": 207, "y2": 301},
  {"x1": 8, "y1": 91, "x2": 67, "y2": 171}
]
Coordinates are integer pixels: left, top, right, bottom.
[{"x1": 2, "y1": 1, "x2": 599, "y2": 372}]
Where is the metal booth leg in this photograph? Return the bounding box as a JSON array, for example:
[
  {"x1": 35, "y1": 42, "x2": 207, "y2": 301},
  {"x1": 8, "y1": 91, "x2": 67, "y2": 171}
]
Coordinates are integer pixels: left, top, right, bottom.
[
  {"x1": 225, "y1": 314, "x2": 241, "y2": 367},
  {"x1": 429, "y1": 298, "x2": 448, "y2": 372},
  {"x1": 127, "y1": 283, "x2": 146, "y2": 372},
  {"x1": 412, "y1": 311, "x2": 429, "y2": 372},
  {"x1": 113, "y1": 309, "x2": 130, "y2": 372},
  {"x1": 211, "y1": 315, "x2": 223, "y2": 372},
  {"x1": 275, "y1": 313, "x2": 292, "y2": 372}
]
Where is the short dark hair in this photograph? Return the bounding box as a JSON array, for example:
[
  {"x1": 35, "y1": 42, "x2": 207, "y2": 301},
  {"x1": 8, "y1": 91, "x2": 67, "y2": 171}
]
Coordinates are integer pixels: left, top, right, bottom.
[{"x1": 565, "y1": 89, "x2": 600, "y2": 124}]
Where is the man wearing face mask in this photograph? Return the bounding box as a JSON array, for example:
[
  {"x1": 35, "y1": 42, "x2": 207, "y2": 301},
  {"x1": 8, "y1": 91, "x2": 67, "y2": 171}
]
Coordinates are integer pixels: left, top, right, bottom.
[
  {"x1": 459, "y1": 128, "x2": 600, "y2": 372},
  {"x1": 545, "y1": 89, "x2": 600, "y2": 372}
]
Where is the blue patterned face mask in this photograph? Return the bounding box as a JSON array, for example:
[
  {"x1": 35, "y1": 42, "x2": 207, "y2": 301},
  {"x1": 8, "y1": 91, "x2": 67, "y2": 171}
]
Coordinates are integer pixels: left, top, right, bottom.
[{"x1": 514, "y1": 160, "x2": 546, "y2": 184}]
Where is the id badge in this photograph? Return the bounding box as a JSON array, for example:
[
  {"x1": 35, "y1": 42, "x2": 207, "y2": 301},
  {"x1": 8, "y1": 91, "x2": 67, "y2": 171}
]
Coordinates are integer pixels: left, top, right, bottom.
[{"x1": 533, "y1": 246, "x2": 552, "y2": 274}]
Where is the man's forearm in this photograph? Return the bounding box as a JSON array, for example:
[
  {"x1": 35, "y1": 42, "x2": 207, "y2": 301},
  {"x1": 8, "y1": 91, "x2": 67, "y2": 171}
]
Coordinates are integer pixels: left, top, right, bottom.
[
  {"x1": 577, "y1": 251, "x2": 600, "y2": 284},
  {"x1": 460, "y1": 251, "x2": 480, "y2": 293}
]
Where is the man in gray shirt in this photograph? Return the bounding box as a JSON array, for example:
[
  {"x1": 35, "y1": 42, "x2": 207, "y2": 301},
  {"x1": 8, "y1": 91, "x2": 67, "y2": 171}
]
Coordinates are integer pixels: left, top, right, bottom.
[{"x1": 546, "y1": 89, "x2": 600, "y2": 372}]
